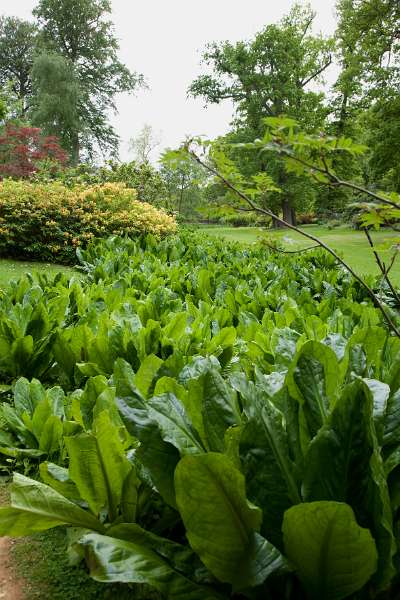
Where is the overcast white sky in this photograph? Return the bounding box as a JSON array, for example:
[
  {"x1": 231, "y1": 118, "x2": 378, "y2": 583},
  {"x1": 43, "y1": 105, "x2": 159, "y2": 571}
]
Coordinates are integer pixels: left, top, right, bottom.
[{"x1": 3, "y1": 0, "x2": 338, "y2": 161}]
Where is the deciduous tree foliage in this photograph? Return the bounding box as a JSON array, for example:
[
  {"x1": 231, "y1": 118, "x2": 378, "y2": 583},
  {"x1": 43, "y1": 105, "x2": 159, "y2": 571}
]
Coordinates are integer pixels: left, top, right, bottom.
[
  {"x1": 190, "y1": 4, "x2": 333, "y2": 225},
  {"x1": 190, "y1": 4, "x2": 332, "y2": 133},
  {"x1": 0, "y1": 16, "x2": 38, "y2": 115},
  {"x1": 32, "y1": 0, "x2": 144, "y2": 160},
  {"x1": 30, "y1": 52, "x2": 81, "y2": 162},
  {"x1": 334, "y1": 0, "x2": 400, "y2": 191}
]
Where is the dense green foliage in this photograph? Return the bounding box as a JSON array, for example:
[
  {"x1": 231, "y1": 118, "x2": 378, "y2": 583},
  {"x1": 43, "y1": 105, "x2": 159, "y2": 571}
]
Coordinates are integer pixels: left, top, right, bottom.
[
  {"x1": 0, "y1": 0, "x2": 142, "y2": 160},
  {"x1": 189, "y1": 4, "x2": 332, "y2": 224},
  {"x1": 0, "y1": 180, "x2": 176, "y2": 263},
  {"x1": 0, "y1": 16, "x2": 38, "y2": 115},
  {"x1": 189, "y1": 1, "x2": 400, "y2": 223},
  {"x1": 0, "y1": 231, "x2": 398, "y2": 598},
  {"x1": 1, "y1": 1, "x2": 400, "y2": 597}
]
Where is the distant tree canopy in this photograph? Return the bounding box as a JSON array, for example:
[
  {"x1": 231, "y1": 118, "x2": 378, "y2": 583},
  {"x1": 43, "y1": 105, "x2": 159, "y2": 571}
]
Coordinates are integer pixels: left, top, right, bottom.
[
  {"x1": 189, "y1": 0, "x2": 400, "y2": 222},
  {"x1": 190, "y1": 3, "x2": 333, "y2": 224},
  {"x1": 0, "y1": 0, "x2": 143, "y2": 162},
  {"x1": 0, "y1": 16, "x2": 38, "y2": 115},
  {"x1": 0, "y1": 0, "x2": 399, "y2": 223},
  {"x1": 189, "y1": 4, "x2": 332, "y2": 134},
  {"x1": 129, "y1": 124, "x2": 162, "y2": 165}
]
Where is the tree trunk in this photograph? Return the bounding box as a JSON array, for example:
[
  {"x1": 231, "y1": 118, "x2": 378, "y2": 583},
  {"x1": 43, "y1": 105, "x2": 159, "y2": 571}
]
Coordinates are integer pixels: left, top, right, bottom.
[
  {"x1": 282, "y1": 199, "x2": 296, "y2": 226},
  {"x1": 71, "y1": 133, "x2": 80, "y2": 165},
  {"x1": 271, "y1": 199, "x2": 296, "y2": 228}
]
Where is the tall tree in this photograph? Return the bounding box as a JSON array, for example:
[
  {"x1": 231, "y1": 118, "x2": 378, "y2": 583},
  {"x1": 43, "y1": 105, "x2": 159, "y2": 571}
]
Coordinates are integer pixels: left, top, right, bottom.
[
  {"x1": 189, "y1": 3, "x2": 333, "y2": 224},
  {"x1": 333, "y1": 0, "x2": 400, "y2": 190},
  {"x1": 0, "y1": 17, "x2": 38, "y2": 116},
  {"x1": 190, "y1": 3, "x2": 332, "y2": 134},
  {"x1": 331, "y1": 0, "x2": 364, "y2": 137},
  {"x1": 33, "y1": 0, "x2": 144, "y2": 160},
  {"x1": 30, "y1": 52, "x2": 81, "y2": 162}
]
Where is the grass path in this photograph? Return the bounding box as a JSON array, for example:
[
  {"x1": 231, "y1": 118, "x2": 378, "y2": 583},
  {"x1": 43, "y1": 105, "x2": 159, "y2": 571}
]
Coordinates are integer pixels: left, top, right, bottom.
[
  {"x1": 202, "y1": 225, "x2": 400, "y2": 284},
  {"x1": 0, "y1": 259, "x2": 76, "y2": 289},
  {"x1": 1, "y1": 225, "x2": 399, "y2": 287},
  {"x1": 0, "y1": 483, "x2": 24, "y2": 600},
  {"x1": 0, "y1": 537, "x2": 24, "y2": 600},
  {"x1": 0, "y1": 481, "x2": 157, "y2": 600}
]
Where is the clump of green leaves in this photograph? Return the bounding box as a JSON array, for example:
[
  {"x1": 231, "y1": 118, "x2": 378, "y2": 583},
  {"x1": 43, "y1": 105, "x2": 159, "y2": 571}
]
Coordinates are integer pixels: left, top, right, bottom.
[{"x1": 0, "y1": 232, "x2": 398, "y2": 598}]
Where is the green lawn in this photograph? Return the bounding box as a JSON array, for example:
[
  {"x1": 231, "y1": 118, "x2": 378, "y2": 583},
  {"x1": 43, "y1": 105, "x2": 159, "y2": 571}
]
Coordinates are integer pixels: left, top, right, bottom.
[
  {"x1": 202, "y1": 225, "x2": 400, "y2": 284},
  {"x1": 0, "y1": 259, "x2": 76, "y2": 289}
]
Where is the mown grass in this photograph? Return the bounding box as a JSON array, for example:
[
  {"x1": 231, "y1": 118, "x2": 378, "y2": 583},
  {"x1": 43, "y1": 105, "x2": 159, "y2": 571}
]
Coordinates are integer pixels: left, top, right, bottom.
[
  {"x1": 0, "y1": 259, "x2": 76, "y2": 289},
  {"x1": 202, "y1": 225, "x2": 400, "y2": 284},
  {"x1": 1, "y1": 224, "x2": 399, "y2": 288}
]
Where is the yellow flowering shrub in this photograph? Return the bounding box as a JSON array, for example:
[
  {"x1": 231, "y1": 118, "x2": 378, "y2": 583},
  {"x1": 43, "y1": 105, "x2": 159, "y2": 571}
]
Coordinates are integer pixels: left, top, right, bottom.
[{"x1": 0, "y1": 180, "x2": 177, "y2": 263}]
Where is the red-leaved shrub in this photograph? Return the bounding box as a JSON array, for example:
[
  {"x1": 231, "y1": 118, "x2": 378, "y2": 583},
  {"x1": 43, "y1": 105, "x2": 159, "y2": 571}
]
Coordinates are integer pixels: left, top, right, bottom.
[{"x1": 0, "y1": 124, "x2": 68, "y2": 179}]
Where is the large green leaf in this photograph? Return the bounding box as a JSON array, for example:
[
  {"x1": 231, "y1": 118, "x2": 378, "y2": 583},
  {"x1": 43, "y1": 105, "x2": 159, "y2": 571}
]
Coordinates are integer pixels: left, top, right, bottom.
[
  {"x1": 270, "y1": 327, "x2": 300, "y2": 370},
  {"x1": 11, "y1": 336, "x2": 34, "y2": 375},
  {"x1": 0, "y1": 507, "x2": 62, "y2": 536},
  {"x1": 1, "y1": 403, "x2": 37, "y2": 447},
  {"x1": 73, "y1": 376, "x2": 109, "y2": 430},
  {"x1": 107, "y1": 522, "x2": 210, "y2": 582},
  {"x1": 383, "y1": 388, "x2": 400, "y2": 447},
  {"x1": 0, "y1": 473, "x2": 103, "y2": 536},
  {"x1": 115, "y1": 359, "x2": 180, "y2": 507},
  {"x1": 363, "y1": 378, "x2": 390, "y2": 442},
  {"x1": 283, "y1": 501, "x2": 378, "y2": 600},
  {"x1": 240, "y1": 399, "x2": 301, "y2": 548},
  {"x1": 287, "y1": 341, "x2": 339, "y2": 437},
  {"x1": 31, "y1": 398, "x2": 52, "y2": 440},
  {"x1": 13, "y1": 377, "x2": 44, "y2": 417},
  {"x1": 79, "y1": 532, "x2": 224, "y2": 600},
  {"x1": 201, "y1": 369, "x2": 241, "y2": 452},
  {"x1": 39, "y1": 462, "x2": 80, "y2": 501},
  {"x1": 135, "y1": 354, "x2": 163, "y2": 398},
  {"x1": 39, "y1": 415, "x2": 63, "y2": 454},
  {"x1": 65, "y1": 411, "x2": 133, "y2": 521},
  {"x1": 175, "y1": 453, "x2": 284, "y2": 589},
  {"x1": 148, "y1": 393, "x2": 205, "y2": 455},
  {"x1": 303, "y1": 380, "x2": 396, "y2": 588}
]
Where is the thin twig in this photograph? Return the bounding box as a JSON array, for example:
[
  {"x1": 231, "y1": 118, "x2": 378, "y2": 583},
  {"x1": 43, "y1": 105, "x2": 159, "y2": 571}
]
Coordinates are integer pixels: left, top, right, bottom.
[
  {"x1": 260, "y1": 241, "x2": 320, "y2": 254},
  {"x1": 386, "y1": 251, "x2": 399, "y2": 278},
  {"x1": 363, "y1": 227, "x2": 400, "y2": 305},
  {"x1": 188, "y1": 147, "x2": 400, "y2": 338},
  {"x1": 276, "y1": 150, "x2": 400, "y2": 209}
]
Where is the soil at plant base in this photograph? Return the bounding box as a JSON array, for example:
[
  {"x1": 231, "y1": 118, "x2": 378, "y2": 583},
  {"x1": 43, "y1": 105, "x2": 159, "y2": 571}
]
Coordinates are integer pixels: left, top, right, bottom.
[
  {"x1": 0, "y1": 482, "x2": 26, "y2": 600},
  {"x1": 0, "y1": 537, "x2": 25, "y2": 600},
  {"x1": 0, "y1": 481, "x2": 157, "y2": 600}
]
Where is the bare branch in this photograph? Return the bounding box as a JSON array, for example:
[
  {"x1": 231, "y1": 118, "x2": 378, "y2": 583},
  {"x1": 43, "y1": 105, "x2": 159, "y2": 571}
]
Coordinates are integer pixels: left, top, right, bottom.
[
  {"x1": 301, "y1": 55, "x2": 332, "y2": 87},
  {"x1": 363, "y1": 227, "x2": 400, "y2": 305},
  {"x1": 278, "y1": 150, "x2": 400, "y2": 209},
  {"x1": 188, "y1": 146, "x2": 400, "y2": 338},
  {"x1": 300, "y1": 15, "x2": 314, "y2": 40}
]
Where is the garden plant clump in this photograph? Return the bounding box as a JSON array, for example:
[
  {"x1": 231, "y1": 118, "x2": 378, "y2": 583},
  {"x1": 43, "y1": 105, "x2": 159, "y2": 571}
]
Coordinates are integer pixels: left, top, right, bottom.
[
  {"x1": 0, "y1": 229, "x2": 398, "y2": 599},
  {"x1": 0, "y1": 180, "x2": 177, "y2": 263}
]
